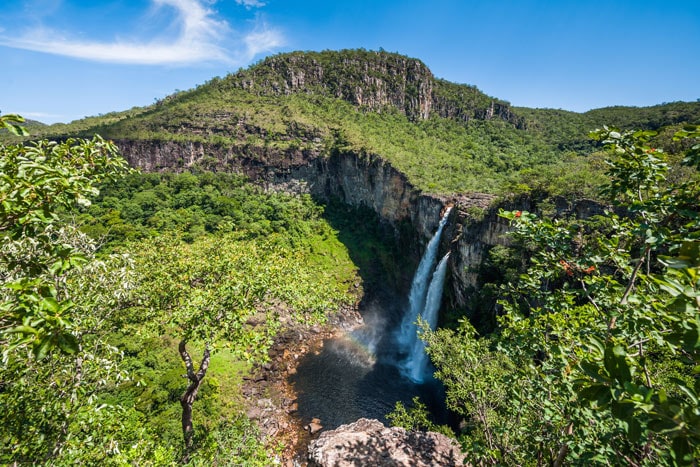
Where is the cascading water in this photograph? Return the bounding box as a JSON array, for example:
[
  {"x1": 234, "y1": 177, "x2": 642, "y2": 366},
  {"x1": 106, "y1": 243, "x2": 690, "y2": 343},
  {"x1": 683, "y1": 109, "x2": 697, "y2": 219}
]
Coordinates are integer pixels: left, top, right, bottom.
[
  {"x1": 397, "y1": 208, "x2": 452, "y2": 352},
  {"x1": 407, "y1": 252, "x2": 450, "y2": 382},
  {"x1": 290, "y1": 207, "x2": 453, "y2": 431}
]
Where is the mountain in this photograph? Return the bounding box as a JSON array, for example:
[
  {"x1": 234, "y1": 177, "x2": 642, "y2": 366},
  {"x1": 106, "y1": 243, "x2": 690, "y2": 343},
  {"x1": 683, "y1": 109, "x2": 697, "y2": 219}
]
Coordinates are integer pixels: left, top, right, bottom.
[{"x1": 18, "y1": 49, "x2": 700, "y2": 196}]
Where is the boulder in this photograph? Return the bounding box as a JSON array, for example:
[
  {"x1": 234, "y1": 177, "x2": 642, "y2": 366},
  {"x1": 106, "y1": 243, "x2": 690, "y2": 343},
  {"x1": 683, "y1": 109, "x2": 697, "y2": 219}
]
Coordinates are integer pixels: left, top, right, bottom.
[{"x1": 307, "y1": 418, "x2": 467, "y2": 466}]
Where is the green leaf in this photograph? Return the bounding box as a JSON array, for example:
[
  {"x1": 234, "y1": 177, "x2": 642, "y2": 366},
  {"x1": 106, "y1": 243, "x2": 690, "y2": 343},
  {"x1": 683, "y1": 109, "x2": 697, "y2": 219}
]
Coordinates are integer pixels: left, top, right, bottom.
[
  {"x1": 671, "y1": 379, "x2": 699, "y2": 406},
  {"x1": 648, "y1": 418, "x2": 677, "y2": 434},
  {"x1": 604, "y1": 345, "x2": 617, "y2": 376},
  {"x1": 41, "y1": 297, "x2": 60, "y2": 313},
  {"x1": 580, "y1": 361, "x2": 607, "y2": 383},
  {"x1": 628, "y1": 418, "x2": 642, "y2": 442},
  {"x1": 611, "y1": 400, "x2": 635, "y2": 419},
  {"x1": 578, "y1": 383, "x2": 611, "y2": 406},
  {"x1": 6, "y1": 123, "x2": 30, "y2": 137},
  {"x1": 33, "y1": 336, "x2": 53, "y2": 360},
  {"x1": 587, "y1": 335, "x2": 605, "y2": 356},
  {"x1": 671, "y1": 436, "x2": 693, "y2": 465},
  {"x1": 57, "y1": 332, "x2": 79, "y2": 354},
  {"x1": 7, "y1": 325, "x2": 38, "y2": 335}
]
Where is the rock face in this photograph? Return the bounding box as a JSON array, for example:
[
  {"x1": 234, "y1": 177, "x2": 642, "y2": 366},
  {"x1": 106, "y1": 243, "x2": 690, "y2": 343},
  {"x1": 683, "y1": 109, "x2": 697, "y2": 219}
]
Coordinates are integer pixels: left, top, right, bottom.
[
  {"x1": 230, "y1": 49, "x2": 522, "y2": 126},
  {"x1": 118, "y1": 137, "x2": 503, "y2": 317},
  {"x1": 307, "y1": 418, "x2": 466, "y2": 467},
  {"x1": 233, "y1": 50, "x2": 435, "y2": 121}
]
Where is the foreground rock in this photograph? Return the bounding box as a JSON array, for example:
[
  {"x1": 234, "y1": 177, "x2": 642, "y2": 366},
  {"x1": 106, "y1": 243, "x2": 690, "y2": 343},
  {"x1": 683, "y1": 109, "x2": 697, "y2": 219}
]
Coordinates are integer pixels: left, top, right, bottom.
[{"x1": 308, "y1": 418, "x2": 467, "y2": 466}]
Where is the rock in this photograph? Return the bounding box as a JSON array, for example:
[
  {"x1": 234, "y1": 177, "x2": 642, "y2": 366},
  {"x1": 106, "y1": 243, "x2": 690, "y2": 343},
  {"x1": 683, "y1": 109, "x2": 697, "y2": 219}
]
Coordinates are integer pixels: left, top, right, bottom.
[
  {"x1": 307, "y1": 418, "x2": 466, "y2": 467},
  {"x1": 246, "y1": 407, "x2": 262, "y2": 420},
  {"x1": 307, "y1": 421, "x2": 323, "y2": 434}
]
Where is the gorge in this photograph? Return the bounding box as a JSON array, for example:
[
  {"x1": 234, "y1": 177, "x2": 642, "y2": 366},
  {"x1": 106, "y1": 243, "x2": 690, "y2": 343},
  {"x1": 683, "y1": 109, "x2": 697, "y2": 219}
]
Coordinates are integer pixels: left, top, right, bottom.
[{"x1": 6, "y1": 48, "x2": 699, "y2": 465}]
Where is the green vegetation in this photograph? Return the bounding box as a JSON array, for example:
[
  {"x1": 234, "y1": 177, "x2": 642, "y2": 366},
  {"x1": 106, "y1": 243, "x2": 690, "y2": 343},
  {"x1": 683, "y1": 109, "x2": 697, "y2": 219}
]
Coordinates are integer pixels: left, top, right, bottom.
[
  {"x1": 1, "y1": 114, "x2": 361, "y2": 464},
  {"x1": 11, "y1": 49, "x2": 697, "y2": 197},
  {"x1": 3, "y1": 49, "x2": 700, "y2": 465},
  {"x1": 397, "y1": 127, "x2": 700, "y2": 465}
]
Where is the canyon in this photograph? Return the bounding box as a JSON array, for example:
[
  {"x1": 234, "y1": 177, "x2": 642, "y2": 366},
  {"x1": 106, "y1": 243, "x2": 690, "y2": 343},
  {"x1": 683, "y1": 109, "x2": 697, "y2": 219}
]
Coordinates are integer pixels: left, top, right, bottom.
[{"x1": 118, "y1": 138, "x2": 506, "y2": 322}]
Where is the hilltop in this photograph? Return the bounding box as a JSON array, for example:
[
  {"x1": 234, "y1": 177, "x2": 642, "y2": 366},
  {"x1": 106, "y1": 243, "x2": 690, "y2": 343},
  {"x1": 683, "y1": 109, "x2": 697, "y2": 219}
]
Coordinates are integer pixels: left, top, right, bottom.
[{"x1": 16, "y1": 49, "x2": 700, "y2": 195}]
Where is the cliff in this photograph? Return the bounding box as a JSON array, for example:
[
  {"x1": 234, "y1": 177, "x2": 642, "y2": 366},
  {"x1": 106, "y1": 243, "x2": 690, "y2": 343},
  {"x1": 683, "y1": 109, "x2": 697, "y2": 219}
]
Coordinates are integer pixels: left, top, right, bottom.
[
  {"x1": 118, "y1": 136, "x2": 500, "y2": 320},
  {"x1": 107, "y1": 49, "x2": 695, "y2": 325},
  {"x1": 228, "y1": 49, "x2": 523, "y2": 126}
]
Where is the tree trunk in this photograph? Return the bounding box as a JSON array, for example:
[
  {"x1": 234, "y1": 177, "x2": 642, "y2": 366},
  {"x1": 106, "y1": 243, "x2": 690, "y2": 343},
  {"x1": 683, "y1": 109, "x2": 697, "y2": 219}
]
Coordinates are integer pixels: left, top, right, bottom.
[{"x1": 178, "y1": 340, "x2": 210, "y2": 462}]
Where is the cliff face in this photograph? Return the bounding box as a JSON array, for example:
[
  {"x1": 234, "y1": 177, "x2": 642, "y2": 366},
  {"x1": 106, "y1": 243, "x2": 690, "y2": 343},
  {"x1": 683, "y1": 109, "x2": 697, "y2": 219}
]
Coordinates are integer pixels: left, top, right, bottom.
[
  {"x1": 229, "y1": 49, "x2": 521, "y2": 126},
  {"x1": 120, "y1": 135, "x2": 611, "y2": 327},
  {"x1": 119, "y1": 138, "x2": 504, "y2": 319},
  {"x1": 232, "y1": 50, "x2": 434, "y2": 121},
  {"x1": 113, "y1": 49, "x2": 538, "y2": 319}
]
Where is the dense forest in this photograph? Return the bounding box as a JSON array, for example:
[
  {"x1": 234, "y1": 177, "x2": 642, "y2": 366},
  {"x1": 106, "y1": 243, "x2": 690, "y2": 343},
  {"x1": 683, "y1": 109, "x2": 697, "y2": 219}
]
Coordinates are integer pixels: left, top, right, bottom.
[{"x1": 1, "y1": 49, "x2": 699, "y2": 465}]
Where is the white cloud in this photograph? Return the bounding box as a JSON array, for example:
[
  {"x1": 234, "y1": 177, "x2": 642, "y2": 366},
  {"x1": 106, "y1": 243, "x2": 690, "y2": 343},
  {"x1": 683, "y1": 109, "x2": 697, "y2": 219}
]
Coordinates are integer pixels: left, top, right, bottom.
[
  {"x1": 14, "y1": 111, "x2": 64, "y2": 120},
  {"x1": 244, "y1": 26, "x2": 284, "y2": 59},
  {"x1": 236, "y1": 0, "x2": 266, "y2": 9},
  {"x1": 0, "y1": 0, "x2": 283, "y2": 65}
]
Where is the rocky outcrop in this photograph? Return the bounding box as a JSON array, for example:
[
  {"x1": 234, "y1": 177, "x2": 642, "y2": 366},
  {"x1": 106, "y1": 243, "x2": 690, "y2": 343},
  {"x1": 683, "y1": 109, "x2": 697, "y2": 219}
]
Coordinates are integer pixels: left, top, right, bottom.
[
  {"x1": 233, "y1": 50, "x2": 434, "y2": 121},
  {"x1": 307, "y1": 418, "x2": 467, "y2": 467},
  {"x1": 229, "y1": 49, "x2": 521, "y2": 126},
  {"x1": 118, "y1": 137, "x2": 502, "y2": 314}
]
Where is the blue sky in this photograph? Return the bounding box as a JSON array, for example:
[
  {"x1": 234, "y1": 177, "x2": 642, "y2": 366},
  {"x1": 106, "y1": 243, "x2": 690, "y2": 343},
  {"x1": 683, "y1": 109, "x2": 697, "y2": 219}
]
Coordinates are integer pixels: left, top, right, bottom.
[{"x1": 1, "y1": 0, "x2": 699, "y2": 124}]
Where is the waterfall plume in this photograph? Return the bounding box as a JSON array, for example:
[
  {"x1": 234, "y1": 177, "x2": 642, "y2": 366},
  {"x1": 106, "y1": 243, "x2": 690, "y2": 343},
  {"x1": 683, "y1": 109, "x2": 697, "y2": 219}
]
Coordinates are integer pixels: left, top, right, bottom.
[{"x1": 397, "y1": 207, "x2": 451, "y2": 382}]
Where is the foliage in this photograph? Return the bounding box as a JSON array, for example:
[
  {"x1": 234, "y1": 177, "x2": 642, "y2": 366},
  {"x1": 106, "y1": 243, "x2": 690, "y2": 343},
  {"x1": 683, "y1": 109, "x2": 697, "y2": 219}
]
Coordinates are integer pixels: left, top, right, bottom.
[
  {"x1": 1, "y1": 110, "x2": 359, "y2": 463},
  {"x1": 388, "y1": 395, "x2": 455, "y2": 438},
  {"x1": 1, "y1": 133, "x2": 131, "y2": 358},
  {"x1": 117, "y1": 220, "x2": 354, "y2": 458},
  {"x1": 126, "y1": 233, "x2": 351, "y2": 358},
  {"x1": 424, "y1": 127, "x2": 700, "y2": 465},
  {"x1": 18, "y1": 50, "x2": 698, "y2": 198},
  {"x1": 0, "y1": 113, "x2": 30, "y2": 137},
  {"x1": 0, "y1": 115, "x2": 142, "y2": 463},
  {"x1": 75, "y1": 170, "x2": 332, "y2": 247}
]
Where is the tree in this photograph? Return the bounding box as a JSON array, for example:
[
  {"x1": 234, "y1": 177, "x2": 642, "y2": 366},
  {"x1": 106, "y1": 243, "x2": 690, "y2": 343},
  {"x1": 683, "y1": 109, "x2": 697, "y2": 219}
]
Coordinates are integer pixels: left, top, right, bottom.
[
  {"x1": 423, "y1": 126, "x2": 700, "y2": 465},
  {"x1": 127, "y1": 233, "x2": 348, "y2": 460},
  {"x1": 1, "y1": 120, "x2": 131, "y2": 358},
  {"x1": 1, "y1": 114, "x2": 141, "y2": 462}
]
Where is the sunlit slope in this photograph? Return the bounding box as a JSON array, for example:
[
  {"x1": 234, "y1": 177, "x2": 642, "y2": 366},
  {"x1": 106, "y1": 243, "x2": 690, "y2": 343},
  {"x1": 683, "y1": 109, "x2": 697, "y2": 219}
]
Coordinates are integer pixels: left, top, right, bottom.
[{"x1": 24, "y1": 50, "x2": 700, "y2": 196}]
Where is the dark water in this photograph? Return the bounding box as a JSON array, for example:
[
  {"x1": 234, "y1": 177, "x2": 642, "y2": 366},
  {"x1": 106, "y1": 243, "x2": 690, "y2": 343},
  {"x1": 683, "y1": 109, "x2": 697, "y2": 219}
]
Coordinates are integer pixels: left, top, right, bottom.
[{"x1": 289, "y1": 296, "x2": 449, "y2": 430}]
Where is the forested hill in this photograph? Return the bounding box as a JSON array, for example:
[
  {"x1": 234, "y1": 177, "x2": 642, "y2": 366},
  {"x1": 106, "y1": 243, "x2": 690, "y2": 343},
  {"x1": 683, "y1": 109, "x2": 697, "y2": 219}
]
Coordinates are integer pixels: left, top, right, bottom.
[
  {"x1": 227, "y1": 49, "x2": 522, "y2": 126},
  {"x1": 20, "y1": 49, "x2": 700, "y2": 195}
]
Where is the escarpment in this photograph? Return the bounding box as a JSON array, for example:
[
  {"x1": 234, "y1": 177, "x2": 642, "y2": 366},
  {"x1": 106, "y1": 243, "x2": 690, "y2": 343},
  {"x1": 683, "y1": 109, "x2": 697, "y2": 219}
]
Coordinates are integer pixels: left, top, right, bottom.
[
  {"x1": 112, "y1": 50, "x2": 535, "y2": 325},
  {"x1": 114, "y1": 49, "x2": 647, "y2": 326},
  {"x1": 229, "y1": 49, "x2": 522, "y2": 126},
  {"x1": 118, "y1": 135, "x2": 506, "y2": 324}
]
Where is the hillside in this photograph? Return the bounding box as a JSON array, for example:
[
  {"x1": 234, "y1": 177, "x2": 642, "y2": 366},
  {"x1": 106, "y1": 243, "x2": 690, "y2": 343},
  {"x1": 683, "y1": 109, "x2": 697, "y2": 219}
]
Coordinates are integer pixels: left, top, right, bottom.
[
  {"x1": 14, "y1": 49, "x2": 700, "y2": 196},
  {"x1": 3, "y1": 49, "x2": 700, "y2": 466}
]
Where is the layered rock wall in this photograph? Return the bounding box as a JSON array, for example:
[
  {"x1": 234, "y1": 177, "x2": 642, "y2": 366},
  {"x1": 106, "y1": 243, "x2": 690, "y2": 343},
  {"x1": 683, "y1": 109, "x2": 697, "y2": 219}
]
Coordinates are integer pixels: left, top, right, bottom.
[
  {"x1": 234, "y1": 51, "x2": 434, "y2": 121},
  {"x1": 120, "y1": 140, "x2": 509, "y2": 319}
]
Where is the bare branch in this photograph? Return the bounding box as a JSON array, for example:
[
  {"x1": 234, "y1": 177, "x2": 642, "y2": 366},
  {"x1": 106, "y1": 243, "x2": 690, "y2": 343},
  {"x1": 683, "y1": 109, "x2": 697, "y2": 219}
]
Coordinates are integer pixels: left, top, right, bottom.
[{"x1": 178, "y1": 339, "x2": 196, "y2": 382}]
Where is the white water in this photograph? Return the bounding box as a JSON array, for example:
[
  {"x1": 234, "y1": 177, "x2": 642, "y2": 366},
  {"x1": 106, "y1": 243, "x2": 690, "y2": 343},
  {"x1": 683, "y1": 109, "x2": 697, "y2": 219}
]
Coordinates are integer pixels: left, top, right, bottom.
[
  {"x1": 407, "y1": 252, "x2": 450, "y2": 382},
  {"x1": 289, "y1": 208, "x2": 454, "y2": 430},
  {"x1": 397, "y1": 208, "x2": 451, "y2": 382}
]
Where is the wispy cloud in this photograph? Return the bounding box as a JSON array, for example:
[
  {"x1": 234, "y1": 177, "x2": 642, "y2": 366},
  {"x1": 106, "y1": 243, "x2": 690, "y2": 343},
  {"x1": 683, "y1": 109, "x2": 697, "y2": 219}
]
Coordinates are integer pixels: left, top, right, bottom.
[
  {"x1": 244, "y1": 25, "x2": 284, "y2": 59},
  {"x1": 14, "y1": 111, "x2": 64, "y2": 120},
  {"x1": 0, "y1": 0, "x2": 283, "y2": 65},
  {"x1": 236, "y1": 0, "x2": 266, "y2": 9}
]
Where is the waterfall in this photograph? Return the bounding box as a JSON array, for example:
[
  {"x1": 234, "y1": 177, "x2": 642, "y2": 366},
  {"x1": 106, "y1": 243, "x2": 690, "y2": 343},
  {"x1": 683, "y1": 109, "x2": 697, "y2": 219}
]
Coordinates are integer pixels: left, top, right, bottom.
[
  {"x1": 407, "y1": 252, "x2": 450, "y2": 382},
  {"x1": 397, "y1": 207, "x2": 451, "y2": 382}
]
